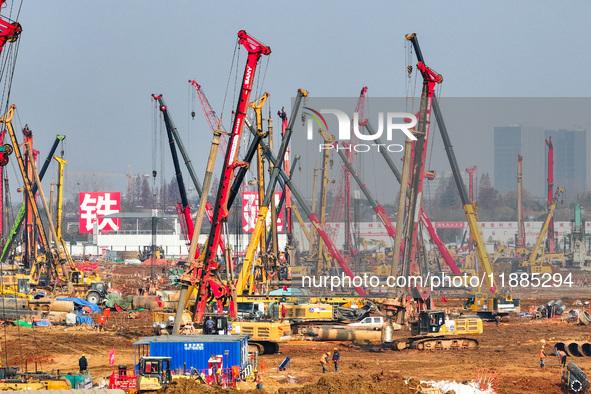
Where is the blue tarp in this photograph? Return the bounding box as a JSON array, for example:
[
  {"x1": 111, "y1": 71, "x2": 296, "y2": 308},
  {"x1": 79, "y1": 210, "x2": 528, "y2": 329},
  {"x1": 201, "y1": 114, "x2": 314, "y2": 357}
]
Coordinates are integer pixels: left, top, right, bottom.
[
  {"x1": 76, "y1": 315, "x2": 94, "y2": 326},
  {"x1": 56, "y1": 297, "x2": 101, "y2": 313},
  {"x1": 34, "y1": 320, "x2": 52, "y2": 326}
]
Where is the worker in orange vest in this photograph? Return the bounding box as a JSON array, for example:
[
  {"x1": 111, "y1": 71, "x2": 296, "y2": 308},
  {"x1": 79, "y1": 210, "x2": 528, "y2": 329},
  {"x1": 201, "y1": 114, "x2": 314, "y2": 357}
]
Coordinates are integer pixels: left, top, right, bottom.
[
  {"x1": 539, "y1": 346, "x2": 546, "y2": 369},
  {"x1": 319, "y1": 352, "x2": 331, "y2": 373},
  {"x1": 556, "y1": 348, "x2": 568, "y2": 368},
  {"x1": 255, "y1": 369, "x2": 263, "y2": 390}
]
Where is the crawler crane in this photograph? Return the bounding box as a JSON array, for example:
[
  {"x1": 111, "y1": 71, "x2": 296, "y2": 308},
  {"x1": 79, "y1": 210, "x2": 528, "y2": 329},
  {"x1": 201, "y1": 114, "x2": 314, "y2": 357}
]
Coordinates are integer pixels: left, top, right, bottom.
[
  {"x1": 174, "y1": 30, "x2": 271, "y2": 330},
  {"x1": 406, "y1": 34, "x2": 518, "y2": 319}
]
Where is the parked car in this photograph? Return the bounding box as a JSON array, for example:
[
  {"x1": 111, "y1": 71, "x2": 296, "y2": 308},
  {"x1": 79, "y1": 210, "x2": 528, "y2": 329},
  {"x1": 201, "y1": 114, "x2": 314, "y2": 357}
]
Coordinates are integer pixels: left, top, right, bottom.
[{"x1": 347, "y1": 316, "x2": 384, "y2": 330}]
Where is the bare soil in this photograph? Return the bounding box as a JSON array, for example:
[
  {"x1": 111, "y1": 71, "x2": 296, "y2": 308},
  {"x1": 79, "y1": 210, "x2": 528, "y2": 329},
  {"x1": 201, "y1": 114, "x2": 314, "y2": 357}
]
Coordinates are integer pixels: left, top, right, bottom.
[{"x1": 2, "y1": 263, "x2": 591, "y2": 393}]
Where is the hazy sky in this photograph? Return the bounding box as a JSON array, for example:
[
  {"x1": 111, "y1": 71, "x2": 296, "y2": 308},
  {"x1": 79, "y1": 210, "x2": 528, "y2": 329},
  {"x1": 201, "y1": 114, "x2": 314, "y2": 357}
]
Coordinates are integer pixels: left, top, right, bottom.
[{"x1": 2, "y1": 1, "x2": 591, "y2": 206}]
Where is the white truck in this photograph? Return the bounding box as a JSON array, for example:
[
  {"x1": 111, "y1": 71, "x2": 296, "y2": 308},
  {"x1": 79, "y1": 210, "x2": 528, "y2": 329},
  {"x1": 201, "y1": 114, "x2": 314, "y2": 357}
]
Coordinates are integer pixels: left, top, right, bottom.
[{"x1": 347, "y1": 316, "x2": 385, "y2": 330}]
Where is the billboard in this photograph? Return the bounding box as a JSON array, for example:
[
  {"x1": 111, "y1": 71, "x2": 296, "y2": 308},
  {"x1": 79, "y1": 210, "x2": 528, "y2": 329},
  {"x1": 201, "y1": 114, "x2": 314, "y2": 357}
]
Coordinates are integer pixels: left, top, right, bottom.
[
  {"x1": 79, "y1": 192, "x2": 121, "y2": 233},
  {"x1": 242, "y1": 191, "x2": 284, "y2": 233}
]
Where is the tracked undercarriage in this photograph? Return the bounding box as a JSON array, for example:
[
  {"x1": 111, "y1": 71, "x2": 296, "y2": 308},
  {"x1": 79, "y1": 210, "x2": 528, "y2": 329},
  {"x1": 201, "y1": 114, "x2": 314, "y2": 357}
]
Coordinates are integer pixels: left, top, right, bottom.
[{"x1": 392, "y1": 335, "x2": 479, "y2": 351}]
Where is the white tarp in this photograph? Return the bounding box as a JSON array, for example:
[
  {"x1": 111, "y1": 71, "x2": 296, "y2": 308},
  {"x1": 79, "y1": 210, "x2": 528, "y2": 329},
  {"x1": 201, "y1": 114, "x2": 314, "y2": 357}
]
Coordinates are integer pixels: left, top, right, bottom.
[{"x1": 421, "y1": 380, "x2": 495, "y2": 394}]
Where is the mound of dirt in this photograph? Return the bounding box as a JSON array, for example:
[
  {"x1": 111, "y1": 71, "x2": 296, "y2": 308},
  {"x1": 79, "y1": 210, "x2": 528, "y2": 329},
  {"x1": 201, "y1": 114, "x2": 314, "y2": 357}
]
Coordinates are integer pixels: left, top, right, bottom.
[
  {"x1": 156, "y1": 379, "x2": 230, "y2": 393},
  {"x1": 277, "y1": 371, "x2": 417, "y2": 394}
]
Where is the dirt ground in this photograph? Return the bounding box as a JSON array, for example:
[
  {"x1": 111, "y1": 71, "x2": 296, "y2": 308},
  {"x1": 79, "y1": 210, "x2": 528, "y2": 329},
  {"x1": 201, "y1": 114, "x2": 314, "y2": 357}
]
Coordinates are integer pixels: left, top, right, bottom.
[{"x1": 2, "y1": 263, "x2": 591, "y2": 393}]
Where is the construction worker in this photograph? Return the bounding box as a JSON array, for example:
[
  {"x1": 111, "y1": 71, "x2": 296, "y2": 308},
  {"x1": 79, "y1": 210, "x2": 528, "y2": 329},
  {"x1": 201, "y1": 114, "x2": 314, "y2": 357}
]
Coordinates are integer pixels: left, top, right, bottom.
[
  {"x1": 97, "y1": 315, "x2": 106, "y2": 332},
  {"x1": 205, "y1": 317, "x2": 215, "y2": 335},
  {"x1": 332, "y1": 348, "x2": 340, "y2": 372},
  {"x1": 539, "y1": 346, "x2": 546, "y2": 369},
  {"x1": 78, "y1": 354, "x2": 88, "y2": 373},
  {"x1": 255, "y1": 369, "x2": 263, "y2": 390},
  {"x1": 320, "y1": 352, "x2": 330, "y2": 373},
  {"x1": 556, "y1": 347, "x2": 568, "y2": 368}
]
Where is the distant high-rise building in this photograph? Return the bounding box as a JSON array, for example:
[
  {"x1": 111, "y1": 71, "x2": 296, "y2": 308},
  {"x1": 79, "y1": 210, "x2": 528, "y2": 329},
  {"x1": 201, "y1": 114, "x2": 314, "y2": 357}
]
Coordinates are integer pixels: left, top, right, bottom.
[
  {"x1": 545, "y1": 129, "x2": 588, "y2": 198},
  {"x1": 494, "y1": 126, "x2": 545, "y2": 198},
  {"x1": 494, "y1": 126, "x2": 589, "y2": 199}
]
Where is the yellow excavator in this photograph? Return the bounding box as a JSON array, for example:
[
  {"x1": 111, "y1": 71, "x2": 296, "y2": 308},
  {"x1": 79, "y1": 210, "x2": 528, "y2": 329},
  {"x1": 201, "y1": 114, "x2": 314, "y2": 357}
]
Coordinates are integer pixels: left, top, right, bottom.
[{"x1": 387, "y1": 309, "x2": 482, "y2": 351}]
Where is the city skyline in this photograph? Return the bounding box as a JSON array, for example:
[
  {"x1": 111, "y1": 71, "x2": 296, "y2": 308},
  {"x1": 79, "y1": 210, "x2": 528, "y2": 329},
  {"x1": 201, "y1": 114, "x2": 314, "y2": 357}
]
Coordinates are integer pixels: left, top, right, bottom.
[{"x1": 494, "y1": 126, "x2": 590, "y2": 200}]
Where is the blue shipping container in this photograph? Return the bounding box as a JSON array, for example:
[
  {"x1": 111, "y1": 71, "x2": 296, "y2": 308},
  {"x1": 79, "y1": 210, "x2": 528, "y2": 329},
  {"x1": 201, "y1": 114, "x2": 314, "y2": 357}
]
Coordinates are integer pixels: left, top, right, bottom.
[{"x1": 134, "y1": 335, "x2": 249, "y2": 372}]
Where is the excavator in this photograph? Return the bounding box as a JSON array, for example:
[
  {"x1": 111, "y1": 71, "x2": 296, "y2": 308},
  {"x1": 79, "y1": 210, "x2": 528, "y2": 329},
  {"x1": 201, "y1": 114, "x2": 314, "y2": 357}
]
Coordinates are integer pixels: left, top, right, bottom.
[{"x1": 387, "y1": 309, "x2": 482, "y2": 351}]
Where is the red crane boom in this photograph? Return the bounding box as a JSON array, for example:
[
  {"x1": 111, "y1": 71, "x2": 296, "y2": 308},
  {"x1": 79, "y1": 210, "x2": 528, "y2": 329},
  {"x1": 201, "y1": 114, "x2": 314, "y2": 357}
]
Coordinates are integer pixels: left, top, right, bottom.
[{"x1": 186, "y1": 31, "x2": 271, "y2": 324}]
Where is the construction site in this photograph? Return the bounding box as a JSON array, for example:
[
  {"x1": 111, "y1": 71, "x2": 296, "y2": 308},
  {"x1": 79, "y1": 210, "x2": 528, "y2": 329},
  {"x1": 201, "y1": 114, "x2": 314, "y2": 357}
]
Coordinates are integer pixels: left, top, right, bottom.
[{"x1": 0, "y1": 2, "x2": 591, "y2": 394}]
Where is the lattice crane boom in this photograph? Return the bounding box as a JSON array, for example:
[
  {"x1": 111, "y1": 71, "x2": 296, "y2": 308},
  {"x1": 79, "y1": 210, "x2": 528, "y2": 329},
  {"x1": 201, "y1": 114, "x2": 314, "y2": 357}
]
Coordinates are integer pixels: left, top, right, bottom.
[{"x1": 189, "y1": 80, "x2": 228, "y2": 157}]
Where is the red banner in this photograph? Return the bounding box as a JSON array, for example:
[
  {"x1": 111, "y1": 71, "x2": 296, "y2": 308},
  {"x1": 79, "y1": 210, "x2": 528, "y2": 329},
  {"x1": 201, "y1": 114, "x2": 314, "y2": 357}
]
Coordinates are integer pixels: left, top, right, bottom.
[
  {"x1": 242, "y1": 192, "x2": 284, "y2": 233},
  {"x1": 79, "y1": 192, "x2": 121, "y2": 233}
]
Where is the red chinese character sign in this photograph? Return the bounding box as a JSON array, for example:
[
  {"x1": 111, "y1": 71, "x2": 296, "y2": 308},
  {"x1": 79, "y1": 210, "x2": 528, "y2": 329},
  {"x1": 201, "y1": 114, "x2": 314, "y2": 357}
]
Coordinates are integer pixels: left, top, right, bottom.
[
  {"x1": 79, "y1": 192, "x2": 121, "y2": 233},
  {"x1": 242, "y1": 192, "x2": 284, "y2": 233}
]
